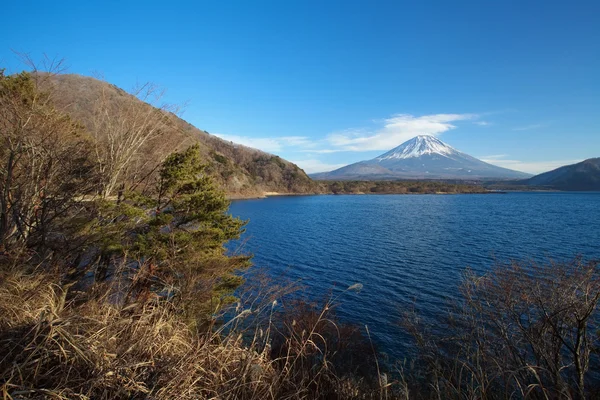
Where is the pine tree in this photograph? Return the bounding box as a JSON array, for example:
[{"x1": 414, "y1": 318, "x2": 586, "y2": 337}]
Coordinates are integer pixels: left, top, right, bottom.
[{"x1": 129, "y1": 145, "x2": 250, "y2": 326}]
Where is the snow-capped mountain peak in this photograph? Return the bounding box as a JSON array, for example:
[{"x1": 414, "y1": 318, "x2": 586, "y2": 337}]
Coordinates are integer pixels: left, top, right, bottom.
[
  {"x1": 310, "y1": 134, "x2": 532, "y2": 180},
  {"x1": 375, "y1": 135, "x2": 457, "y2": 161}
]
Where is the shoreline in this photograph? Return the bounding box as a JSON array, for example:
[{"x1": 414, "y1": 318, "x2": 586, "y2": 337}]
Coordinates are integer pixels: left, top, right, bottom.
[{"x1": 227, "y1": 190, "x2": 500, "y2": 200}]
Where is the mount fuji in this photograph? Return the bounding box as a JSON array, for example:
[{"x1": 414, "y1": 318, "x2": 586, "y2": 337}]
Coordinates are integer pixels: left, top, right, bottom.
[{"x1": 311, "y1": 135, "x2": 531, "y2": 180}]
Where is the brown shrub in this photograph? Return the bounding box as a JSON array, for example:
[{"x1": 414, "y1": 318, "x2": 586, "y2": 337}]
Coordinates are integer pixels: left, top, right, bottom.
[{"x1": 402, "y1": 258, "x2": 600, "y2": 400}]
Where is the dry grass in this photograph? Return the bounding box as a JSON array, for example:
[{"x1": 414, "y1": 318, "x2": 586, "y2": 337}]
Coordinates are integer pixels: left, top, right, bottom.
[
  {"x1": 4, "y1": 258, "x2": 598, "y2": 399},
  {"x1": 0, "y1": 268, "x2": 386, "y2": 399}
]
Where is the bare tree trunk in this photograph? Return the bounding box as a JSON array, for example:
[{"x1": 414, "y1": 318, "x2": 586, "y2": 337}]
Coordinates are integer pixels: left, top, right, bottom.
[{"x1": 91, "y1": 83, "x2": 177, "y2": 198}]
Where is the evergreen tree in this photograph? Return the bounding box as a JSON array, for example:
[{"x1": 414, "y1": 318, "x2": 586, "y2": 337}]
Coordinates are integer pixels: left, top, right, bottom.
[{"x1": 128, "y1": 145, "x2": 250, "y2": 325}]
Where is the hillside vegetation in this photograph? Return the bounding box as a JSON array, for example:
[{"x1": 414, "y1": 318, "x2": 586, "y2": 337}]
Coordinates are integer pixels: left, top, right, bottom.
[
  {"x1": 521, "y1": 158, "x2": 600, "y2": 191},
  {"x1": 322, "y1": 180, "x2": 488, "y2": 194},
  {"x1": 484, "y1": 158, "x2": 600, "y2": 192},
  {"x1": 43, "y1": 73, "x2": 318, "y2": 198}
]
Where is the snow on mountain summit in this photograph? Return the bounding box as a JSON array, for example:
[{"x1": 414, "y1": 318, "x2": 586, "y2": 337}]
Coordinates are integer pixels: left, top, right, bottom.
[
  {"x1": 375, "y1": 135, "x2": 457, "y2": 161},
  {"x1": 311, "y1": 134, "x2": 532, "y2": 180}
]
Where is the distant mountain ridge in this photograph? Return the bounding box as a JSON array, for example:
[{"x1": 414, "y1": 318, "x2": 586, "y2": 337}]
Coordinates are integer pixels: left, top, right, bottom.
[
  {"x1": 312, "y1": 135, "x2": 531, "y2": 180},
  {"x1": 521, "y1": 158, "x2": 600, "y2": 191}
]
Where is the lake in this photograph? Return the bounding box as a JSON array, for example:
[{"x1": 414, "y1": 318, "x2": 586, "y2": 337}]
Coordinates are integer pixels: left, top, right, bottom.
[{"x1": 228, "y1": 192, "x2": 600, "y2": 360}]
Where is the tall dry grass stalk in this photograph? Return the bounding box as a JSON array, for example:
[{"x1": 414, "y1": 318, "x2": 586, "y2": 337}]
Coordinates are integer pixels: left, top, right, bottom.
[{"x1": 0, "y1": 265, "x2": 385, "y2": 399}]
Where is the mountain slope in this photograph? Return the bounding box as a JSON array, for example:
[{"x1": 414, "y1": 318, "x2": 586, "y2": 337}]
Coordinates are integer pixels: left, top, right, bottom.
[
  {"x1": 521, "y1": 158, "x2": 600, "y2": 191},
  {"x1": 43, "y1": 74, "x2": 318, "y2": 197},
  {"x1": 313, "y1": 135, "x2": 531, "y2": 180}
]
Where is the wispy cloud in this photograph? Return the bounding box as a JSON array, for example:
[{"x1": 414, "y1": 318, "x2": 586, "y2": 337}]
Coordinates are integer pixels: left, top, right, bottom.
[
  {"x1": 213, "y1": 134, "x2": 314, "y2": 153},
  {"x1": 280, "y1": 136, "x2": 315, "y2": 146},
  {"x1": 290, "y1": 159, "x2": 348, "y2": 174},
  {"x1": 512, "y1": 123, "x2": 544, "y2": 131},
  {"x1": 326, "y1": 113, "x2": 477, "y2": 151},
  {"x1": 480, "y1": 155, "x2": 581, "y2": 174},
  {"x1": 474, "y1": 121, "x2": 492, "y2": 126},
  {"x1": 299, "y1": 148, "x2": 343, "y2": 154},
  {"x1": 213, "y1": 113, "x2": 480, "y2": 155},
  {"x1": 481, "y1": 154, "x2": 509, "y2": 160}
]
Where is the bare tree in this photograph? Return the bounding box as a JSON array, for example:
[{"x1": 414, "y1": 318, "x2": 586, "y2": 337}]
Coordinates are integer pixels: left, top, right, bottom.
[
  {"x1": 91, "y1": 81, "x2": 178, "y2": 198},
  {"x1": 0, "y1": 67, "x2": 94, "y2": 252},
  {"x1": 403, "y1": 258, "x2": 600, "y2": 399}
]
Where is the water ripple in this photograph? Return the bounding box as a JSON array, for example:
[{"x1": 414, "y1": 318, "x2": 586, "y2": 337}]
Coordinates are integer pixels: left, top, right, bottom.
[{"x1": 229, "y1": 192, "x2": 600, "y2": 359}]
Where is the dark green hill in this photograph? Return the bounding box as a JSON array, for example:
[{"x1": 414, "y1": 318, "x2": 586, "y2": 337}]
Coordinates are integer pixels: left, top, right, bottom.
[{"x1": 522, "y1": 158, "x2": 600, "y2": 191}]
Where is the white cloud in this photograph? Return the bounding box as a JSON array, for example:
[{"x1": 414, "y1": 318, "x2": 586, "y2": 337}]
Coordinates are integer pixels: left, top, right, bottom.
[
  {"x1": 326, "y1": 113, "x2": 477, "y2": 151},
  {"x1": 213, "y1": 134, "x2": 313, "y2": 153},
  {"x1": 299, "y1": 148, "x2": 344, "y2": 154},
  {"x1": 212, "y1": 113, "x2": 480, "y2": 155},
  {"x1": 279, "y1": 136, "x2": 315, "y2": 147},
  {"x1": 513, "y1": 123, "x2": 544, "y2": 131},
  {"x1": 289, "y1": 159, "x2": 348, "y2": 174},
  {"x1": 481, "y1": 154, "x2": 509, "y2": 160},
  {"x1": 480, "y1": 155, "x2": 581, "y2": 174},
  {"x1": 474, "y1": 121, "x2": 492, "y2": 126}
]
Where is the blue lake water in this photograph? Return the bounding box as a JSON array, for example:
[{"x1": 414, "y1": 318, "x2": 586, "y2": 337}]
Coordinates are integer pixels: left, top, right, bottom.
[{"x1": 228, "y1": 192, "x2": 600, "y2": 360}]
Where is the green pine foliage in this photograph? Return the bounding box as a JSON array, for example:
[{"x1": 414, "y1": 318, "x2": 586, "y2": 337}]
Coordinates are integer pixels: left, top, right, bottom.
[
  {"x1": 2, "y1": 70, "x2": 251, "y2": 327},
  {"x1": 124, "y1": 145, "x2": 250, "y2": 324}
]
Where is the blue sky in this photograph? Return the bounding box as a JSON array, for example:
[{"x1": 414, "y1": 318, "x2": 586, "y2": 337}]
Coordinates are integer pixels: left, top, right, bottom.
[{"x1": 2, "y1": 0, "x2": 599, "y2": 174}]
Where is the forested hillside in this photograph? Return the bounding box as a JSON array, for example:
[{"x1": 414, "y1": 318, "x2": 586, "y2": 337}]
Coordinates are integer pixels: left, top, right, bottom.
[
  {"x1": 521, "y1": 158, "x2": 600, "y2": 191},
  {"x1": 43, "y1": 73, "x2": 319, "y2": 198}
]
